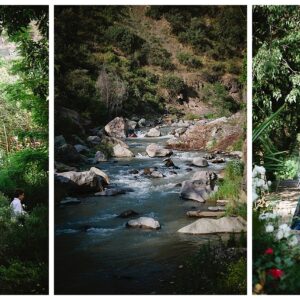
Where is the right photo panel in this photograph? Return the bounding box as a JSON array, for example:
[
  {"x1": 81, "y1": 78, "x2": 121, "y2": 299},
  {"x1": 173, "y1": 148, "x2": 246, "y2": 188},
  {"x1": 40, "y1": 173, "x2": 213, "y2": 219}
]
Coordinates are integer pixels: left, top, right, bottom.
[{"x1": 253, "y1": 5, "x2": 300, "y2": 295}]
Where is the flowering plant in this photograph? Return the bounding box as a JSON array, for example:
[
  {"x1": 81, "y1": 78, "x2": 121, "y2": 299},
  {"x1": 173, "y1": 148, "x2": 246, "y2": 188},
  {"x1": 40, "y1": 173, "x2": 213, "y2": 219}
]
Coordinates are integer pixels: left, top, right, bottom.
[{"x1": 253, "y1": 166, "x2": 300, "y2": 294}]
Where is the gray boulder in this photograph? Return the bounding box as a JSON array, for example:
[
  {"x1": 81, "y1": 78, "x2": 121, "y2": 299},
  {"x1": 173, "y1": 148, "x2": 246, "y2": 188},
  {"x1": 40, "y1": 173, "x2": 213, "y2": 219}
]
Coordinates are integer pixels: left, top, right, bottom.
[
  {"x1": 126, "y1": 217, "x2": 160, "y2": 230},
  {"x1": 74, "y1": 144, "x2": 90, "y2": 154},
  {"x1": 178, "y1": 217, "x2": 247, "y2": 234},
  {"x1": 192, "y1": 158, "x2": 209, "y2": 167},
  {"x1": 105, "y1": 117, "x2": 127, "y2": 139},
  {"x1": 146, "y1": 143, "x2": 173, "y2": 158},
  {"x1": 87, "y1": 136, "x2": 101, "y2": 145},
  {"x1": 146, "y1": 127, "x2": 161, "y2": 137},
  {"x1": 113, "y1": 144, "x2": 134, "y2": 157},
  {"x1": 55, "y1": 167, "x2": 109, "y2": 194},
  {"x1": 55, "y1": 135, "x2": 67, "y2": 148},
  {"x1": 55, "y1": 144, "x2": 82, "y2": 164}
]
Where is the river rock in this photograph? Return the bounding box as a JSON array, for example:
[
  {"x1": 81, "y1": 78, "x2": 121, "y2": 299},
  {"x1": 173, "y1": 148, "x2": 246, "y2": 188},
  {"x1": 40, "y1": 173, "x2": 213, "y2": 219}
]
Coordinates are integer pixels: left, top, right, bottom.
[
  {"x1": 192, "y1": 158, "x2": 208, "y2": 167},
  {"x1": 151, "y1": 171, "x2": 164, "y2": 178},
  {"x1": 55, "y1": 167, "x2": 109, "y2": 194},
  {"x1": 55, "y1": 144, "x2": 83, "y2": 164},
  {"x1": 175, "y1": 127, "x2": 187, "y2": 136},
  {"x1": 55, "y1": 135, "x2": 67, "y2": 148},
  {"x1": 101, "y1": 136, "x2": 129, "y2": 149},
  {"x1": 95, "y1": 187, "x2": 132, "y2": 196},
  {"x1": 87, "y1": 136, "x2": 101, "y2": 145},
  {"x1": 211, "y1": 157, "x2": 225, "y2": 164},
  {"x1": 118, "y1": 210, "x2": 139, "y2": 218},
  {"x1": 192, "y1": 171, "x2": 217, "y2": 183},
  {"x1": 55, "y1": 161, "x2": 77, "y2": 172},
  {"x1": 208, "y1": 206, "x2": 226, "y2": 211},
  {"x1": 138, "y1": 118, "x2": 146, "y2": 127},
  {"x1": 146, "y1": 143, "x2": 173, "y2": 158},
  {"x1": 163, "y1": 158, "x2": 175, "y2": 168},
  {"x1": 60, "y1": 197, "x2": 81, "y2": 205},
  {"x1": 113, "y1": 144, "x2": 134, "y2": 157},
  {"x1": 203, "y1": 153, "x2": 216, "y2": 160},
  {"x1": 105, "y1": 117, "x2": 127, "y2": 139},
  {"x1": 127, "y1": 120, "x2": 138, "y2": 130},
  {"x1": 94, "y1": 151, "x2": 107, "y2": 162},
  {"x1": 216, "y1": 199, "x2": 230, "y2": 206},
  {"x1": 74, "y1": 144, "x2": 90, "y2": 154},
  {"x1": 146, "y1": 127, "x2": 161, "y2": 137},
  {"x1": 180, "y1": 180, "x2": 216, "y2": 202},
  {"x1": 127, "y1": 217, "x2": 160, "y2": 230},
  {"x1": 178, "y1": 216, "x2": 247, "y2": 234},
  {"x1": 186, "y1": 211, "x2": 225, "y2": 218}
]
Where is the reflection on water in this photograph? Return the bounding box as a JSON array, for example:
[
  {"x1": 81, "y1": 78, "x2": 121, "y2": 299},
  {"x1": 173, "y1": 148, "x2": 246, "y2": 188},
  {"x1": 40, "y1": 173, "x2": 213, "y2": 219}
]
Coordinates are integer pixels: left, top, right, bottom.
[{"x1": 55, "y1": 128, "x2": 228, "y2": 294}]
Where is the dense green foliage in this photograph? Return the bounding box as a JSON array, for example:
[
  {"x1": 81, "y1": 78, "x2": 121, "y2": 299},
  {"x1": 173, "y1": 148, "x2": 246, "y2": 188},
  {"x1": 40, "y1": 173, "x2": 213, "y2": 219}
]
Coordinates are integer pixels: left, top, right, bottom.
[
  {"x1": 253, "y1": 6, "x2": 300, "y2": 177},
  {"x1": 55, "y1": 6, "x2": 246, "y2": 137},
  {"x1": 0, "y1": 6, "x2": 48, "y2": 294}
]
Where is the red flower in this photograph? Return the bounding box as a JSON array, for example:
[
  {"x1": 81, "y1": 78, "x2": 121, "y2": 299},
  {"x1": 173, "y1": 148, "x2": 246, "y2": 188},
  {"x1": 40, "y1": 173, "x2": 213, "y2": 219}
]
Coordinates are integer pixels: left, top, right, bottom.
[
  {"x1": 267, "y1": 268, "x2": 284, "y2": 279},
  {"x1": 264, "y1": 248, "x2": 274, "y2": 255}
]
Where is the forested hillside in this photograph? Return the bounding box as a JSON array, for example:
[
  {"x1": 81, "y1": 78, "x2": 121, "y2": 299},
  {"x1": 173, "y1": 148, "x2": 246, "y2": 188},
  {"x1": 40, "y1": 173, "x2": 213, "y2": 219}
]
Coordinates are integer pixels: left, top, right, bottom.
[
  {"x1": 55, "y1": 6, "x2": 246, "y2": 137},
  {"x1": 0, "y1": 6, "x2": 48, "y2": 294}
]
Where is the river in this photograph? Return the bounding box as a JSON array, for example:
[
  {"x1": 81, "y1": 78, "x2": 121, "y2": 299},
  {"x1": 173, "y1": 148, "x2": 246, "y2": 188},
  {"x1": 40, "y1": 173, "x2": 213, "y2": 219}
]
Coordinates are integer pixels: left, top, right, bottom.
[{"x1": 55, "y1": 126, "x2": 229, "y2": 294}]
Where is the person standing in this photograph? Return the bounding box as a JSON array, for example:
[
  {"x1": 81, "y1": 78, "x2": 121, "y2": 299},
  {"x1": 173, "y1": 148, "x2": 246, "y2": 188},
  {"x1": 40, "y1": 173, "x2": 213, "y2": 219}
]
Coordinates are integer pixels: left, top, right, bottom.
[{"x1": 10, "y1": 188, "x2": 27, "y2": 217}]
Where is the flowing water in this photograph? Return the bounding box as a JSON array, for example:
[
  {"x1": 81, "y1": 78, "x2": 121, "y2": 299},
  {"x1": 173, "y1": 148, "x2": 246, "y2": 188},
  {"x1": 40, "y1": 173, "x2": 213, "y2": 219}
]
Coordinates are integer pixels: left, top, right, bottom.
[{"x1": 55, "y1": 126, "x2": 229, "y2": 294}]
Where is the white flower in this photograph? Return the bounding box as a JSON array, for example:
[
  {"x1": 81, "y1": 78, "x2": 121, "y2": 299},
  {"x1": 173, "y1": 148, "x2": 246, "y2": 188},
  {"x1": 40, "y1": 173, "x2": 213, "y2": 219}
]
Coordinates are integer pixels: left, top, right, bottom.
[
  {"x1": 268, "y1": 181, "x2": 272, "y2": 186},
  {"x1": 265, "y1": 224, "x2": 274, "y2": 233},
  {"x1": 259, "y1": 212, "x2": 277, "y2": 221},
  {"x1": 279, "y1": 224, "x2": 291, "y2": 238},
  {"x1": 288, "y1": 235, "x2": 298, "y2": 247},
  {"x1": 276, "y1": 230, "x2": 284, "y2": 240}
]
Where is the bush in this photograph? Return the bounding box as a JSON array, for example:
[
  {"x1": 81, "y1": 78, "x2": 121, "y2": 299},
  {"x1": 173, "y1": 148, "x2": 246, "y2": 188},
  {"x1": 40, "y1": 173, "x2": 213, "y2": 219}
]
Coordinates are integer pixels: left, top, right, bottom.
[
  {"x1": 106, "y1": 25, "x2": 145, "y2": 54},
  {"x1": 144, "y1": 44, "x2": 174, "y2": 70},
  {"x1": 0, "y1": 200, "x2": 48, "y2": 294},
  {"x1": 160, "y1": 75, "x2": 185, "y2": 97},
  {"x1": 0, "y1": 148, "x2": 48, "y2": 208},
  {"x1": 176, "y1": 52, "x2": 202, "y2": 69}
]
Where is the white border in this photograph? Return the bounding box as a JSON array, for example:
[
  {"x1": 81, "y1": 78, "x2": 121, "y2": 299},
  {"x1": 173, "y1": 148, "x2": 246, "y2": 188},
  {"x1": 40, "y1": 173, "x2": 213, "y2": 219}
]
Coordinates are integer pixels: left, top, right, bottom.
[{"x1": 3, "y1": 0, "x2": 297, "y2": 299}]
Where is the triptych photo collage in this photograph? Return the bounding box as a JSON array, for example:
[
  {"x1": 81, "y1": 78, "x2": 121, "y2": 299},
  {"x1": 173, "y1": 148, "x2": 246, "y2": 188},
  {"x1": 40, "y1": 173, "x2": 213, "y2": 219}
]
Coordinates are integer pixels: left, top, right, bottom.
[{"x1": 1, "y1": 1, "x2": 300, "y2": 297}]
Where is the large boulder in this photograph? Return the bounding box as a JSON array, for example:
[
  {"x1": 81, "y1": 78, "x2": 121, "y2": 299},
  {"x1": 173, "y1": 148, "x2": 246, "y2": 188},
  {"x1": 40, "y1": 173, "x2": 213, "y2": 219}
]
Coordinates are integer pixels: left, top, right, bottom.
[
  {"x1": 94, "y1": 151, "x2": 107, "y2": 162},
  {"x1": 101, "y1": 136, "x2": 129, "y2": 149},
  {"x1": 54, "y1": 161, "x2": 77, "y2": 172},
  {"x1": 87, "y1": 136, "x2": 101, "y2": 145},
  {"x1": 104, "y1": 117, "x2": 127, "y2": 139},
  {"x1": 55, "y1": 167, "x2": 109, "y2": 194},
  {"x1": 55, "y1": 135, "x2": 67, "y2": 148},
  {"x1": 166, "y1": 112, "x2": 245, "y2": 152},
  {"x1": 127, "y1": 120, "x2": 138, "y2": 130},
  {"x1": 126, "y1": 217, "x2": 160, "y2": 230},
  {"x1": 146, "y1": 127, "x2": 161, "y2": 137},
  {"x1": 74, "y1": 144, "x2": 90, "y2": 154},
  {"x1": 146, "y1": 143, "x2": 173, "y2": 158},
  {"x1": 138, "y1": 118, "x2": 146, "y2": 127},
  {"x1": 178, "y1": 217, "x2": 247, "y2": 234},
  {"x1": 192, "y1": 157, "x2": 208, "y2": 167},
  {"x1": 55, "y1": 144, "x2": 82, "y2": 164},
  {"x1": 192, "y1": 171, "x2": 218, "y2": 184},
  {"x1": 113, "y1": 144, "x2": 134, "y2": 157},
  {"x1": 180, "y1": 180, "x2": 215, "y2": 202}
]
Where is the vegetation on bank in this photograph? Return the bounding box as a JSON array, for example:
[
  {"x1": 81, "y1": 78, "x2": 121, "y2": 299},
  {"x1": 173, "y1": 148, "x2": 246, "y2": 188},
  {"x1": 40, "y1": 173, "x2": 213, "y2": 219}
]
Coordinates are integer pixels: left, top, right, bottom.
[
  {"x1": 55, "y1": 6, "x2": 246, "y2": 138},
  {"x1": 175, "y1": 234, "x2": 247, "y2": 294},
  {"x1": 0, "y1": 6, "x2": 48, "y2": 294}
]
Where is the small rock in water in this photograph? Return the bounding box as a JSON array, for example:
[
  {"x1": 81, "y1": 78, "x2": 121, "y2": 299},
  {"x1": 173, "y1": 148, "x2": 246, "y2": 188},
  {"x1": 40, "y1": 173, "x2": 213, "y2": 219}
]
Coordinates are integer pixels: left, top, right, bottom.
[
  {"x1": 192, "y1": 158, "x2": 209, "y2": 167},
  {"x1": 211, "y1": 157, "x2": 225, "y2": 164},
  {"x1": 208, "y1": 206, "x2": 226, "y2": 211},
  {"x1": 216, "y1": 199, "x2": 229, "y2": 206},
  {"x1": 146, "y1": 127, "x2": 161, "y2": 137},
  {"x1": 186, "y1": 168, "x2": 193, "y2": 172},
  {"x1": 60, "y1": 197, "x2": 81, "y2": 205},
  {"x1": 118, "y1": 210, "x2": 139, "y2": 218},
  {"x1": 151, "y1": 171, "x2": 164, "y2": 178},
  {"x1": 169, "y1": 171, "x2": 177, "y2": 175},
  {"x1": 203, "y1": 153, "x2": 216, "y2": 160},
  {"x1": 126, "y1": 217, "x2": 161, "y2": 230},
  {"x1": 129, "y1": 169, "x2": 139, "y2": 175},
  {"x1": 95, "y1": 187, "x2": 133, "y2": 196},
  {"x1": 163, "y1": 158, "x2": 175, "y2": 168},
  {"x1": 175, "y1": 183, "x2": 182, "y2": 187}
]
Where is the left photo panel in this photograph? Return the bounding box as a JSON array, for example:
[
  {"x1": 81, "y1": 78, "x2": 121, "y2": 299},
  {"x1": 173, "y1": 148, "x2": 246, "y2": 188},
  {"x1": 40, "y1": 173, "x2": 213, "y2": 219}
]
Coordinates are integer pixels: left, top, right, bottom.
[{"x1": 0, "y1": 6, "x2": 49, "y2": 294}]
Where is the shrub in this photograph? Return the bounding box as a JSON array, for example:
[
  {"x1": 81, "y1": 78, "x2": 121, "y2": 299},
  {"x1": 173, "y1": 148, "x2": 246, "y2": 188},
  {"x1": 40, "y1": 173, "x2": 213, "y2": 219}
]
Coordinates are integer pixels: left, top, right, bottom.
[
  {"x1": 0, "y1": 148, "x2": 48, "y2": 208},
  {"x1": 176, "y1": 52, "x2": 202, "y2": 69},
  {"x1": 144, "y1": 44, "x2": 174, "y2": 70},
  {"x1": 160, "y1": 75, "x2": 185, "y2": 97},
  {"x1": 106, "y1": 25, "x2": 145, "y2": 54}
]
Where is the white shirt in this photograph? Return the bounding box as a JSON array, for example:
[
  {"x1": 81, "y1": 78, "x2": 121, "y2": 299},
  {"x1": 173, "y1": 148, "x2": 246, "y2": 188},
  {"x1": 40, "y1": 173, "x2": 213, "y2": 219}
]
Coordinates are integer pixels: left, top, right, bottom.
[{"x1": 10, "y1": 198, "x2": 25, "y2": 216}]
